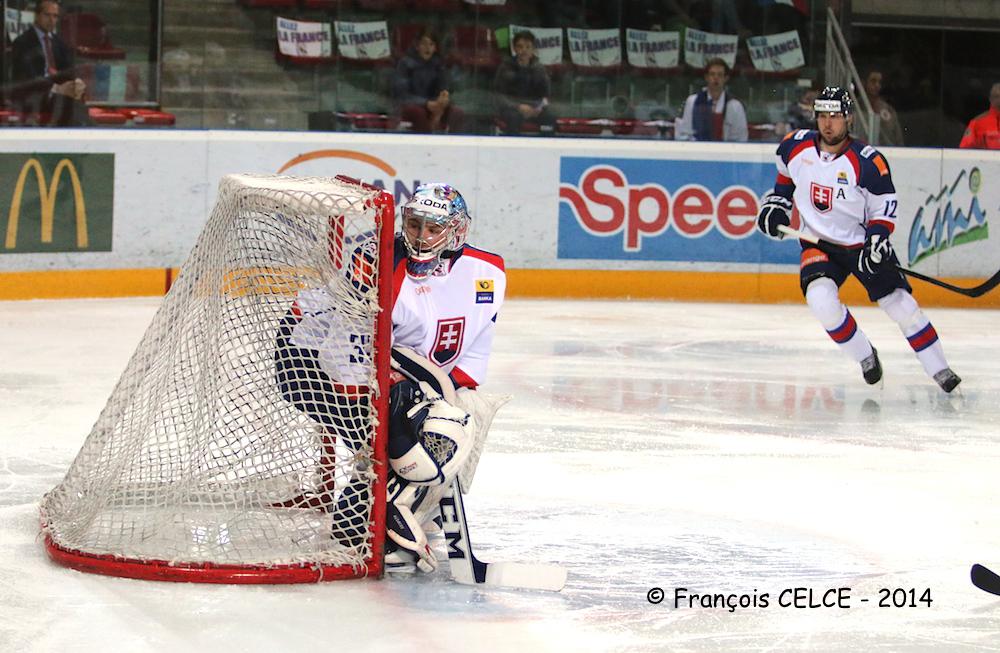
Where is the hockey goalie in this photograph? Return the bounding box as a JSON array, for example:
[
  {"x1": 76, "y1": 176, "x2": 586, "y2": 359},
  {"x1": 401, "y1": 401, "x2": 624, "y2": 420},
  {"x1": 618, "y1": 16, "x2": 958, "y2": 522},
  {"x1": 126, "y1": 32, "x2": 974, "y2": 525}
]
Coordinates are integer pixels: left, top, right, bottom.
[
  {"x1": 41, "y1": 175, "x2": 562, "y2": 589},
  {"x1": 276, "y1": 182, "x2": 509, "y2": 575}
]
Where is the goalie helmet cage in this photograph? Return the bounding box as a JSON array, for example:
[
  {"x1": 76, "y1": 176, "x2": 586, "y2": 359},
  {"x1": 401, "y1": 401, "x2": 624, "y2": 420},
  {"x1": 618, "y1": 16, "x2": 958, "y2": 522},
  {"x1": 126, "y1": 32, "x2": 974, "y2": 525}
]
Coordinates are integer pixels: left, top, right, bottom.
[{"x1": 39, "y1": 174, "x2": 394, "y2": 583}]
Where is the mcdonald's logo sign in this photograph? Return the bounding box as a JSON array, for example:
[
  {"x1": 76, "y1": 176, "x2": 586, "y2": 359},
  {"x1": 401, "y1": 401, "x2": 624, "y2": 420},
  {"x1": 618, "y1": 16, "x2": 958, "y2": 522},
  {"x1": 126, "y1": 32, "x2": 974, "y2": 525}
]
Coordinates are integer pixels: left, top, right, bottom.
[{"x1": 1, "y1": 153, "x2": 114, "y2": 253}]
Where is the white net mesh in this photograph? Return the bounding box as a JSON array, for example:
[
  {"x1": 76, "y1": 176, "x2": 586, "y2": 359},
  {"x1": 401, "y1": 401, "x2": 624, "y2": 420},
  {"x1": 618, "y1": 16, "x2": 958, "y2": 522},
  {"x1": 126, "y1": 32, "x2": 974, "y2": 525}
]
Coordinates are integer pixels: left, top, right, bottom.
[{"x1": 40, "y1": 174, "x2": 392, "y2": 581}]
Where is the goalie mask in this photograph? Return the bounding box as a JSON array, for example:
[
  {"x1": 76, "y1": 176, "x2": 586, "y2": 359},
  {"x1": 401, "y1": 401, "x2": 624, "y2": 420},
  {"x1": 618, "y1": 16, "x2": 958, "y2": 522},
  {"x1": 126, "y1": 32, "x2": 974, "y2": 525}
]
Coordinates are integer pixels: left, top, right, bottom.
[{"x1": 400, "y1": 183, "x2": 471, "y2": 279}]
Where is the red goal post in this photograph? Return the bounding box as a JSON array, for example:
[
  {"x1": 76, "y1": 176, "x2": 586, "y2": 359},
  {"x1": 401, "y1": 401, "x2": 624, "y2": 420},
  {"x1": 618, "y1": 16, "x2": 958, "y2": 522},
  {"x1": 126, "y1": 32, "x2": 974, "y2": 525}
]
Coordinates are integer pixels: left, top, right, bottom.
[{"x1": 40, "y1": 174, "x2": 395, "y2": 583}]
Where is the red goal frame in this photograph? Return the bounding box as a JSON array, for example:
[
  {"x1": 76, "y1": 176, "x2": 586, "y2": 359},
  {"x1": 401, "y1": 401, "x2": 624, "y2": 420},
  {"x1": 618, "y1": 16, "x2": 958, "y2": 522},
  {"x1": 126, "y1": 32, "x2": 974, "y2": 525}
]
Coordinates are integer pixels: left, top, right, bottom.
[{"x1": 42, "y1": 177, "x2": 395, "y2": 584}]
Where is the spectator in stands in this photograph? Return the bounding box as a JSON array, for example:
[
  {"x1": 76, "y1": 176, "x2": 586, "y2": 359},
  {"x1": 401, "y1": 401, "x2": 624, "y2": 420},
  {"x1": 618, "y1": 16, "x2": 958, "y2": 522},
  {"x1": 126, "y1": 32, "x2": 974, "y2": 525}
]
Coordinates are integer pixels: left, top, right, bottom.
[
  {"x1": 675, "y1": 57, "x2": 747, "y2": 141},
  {"x1": 391, "y1": 29, "x2": 464, "y2": 134},
  {"x1": 959, "y1": 82, "x2": 1000, "y2": 150},
  {"x1": 774, "y1": 86, "x2": 818, "y2": 136},
  {"x1": 493, "y1": 30, "x2": 556, "y2": 136},
  {"x1": 10, "y1": 0, "x2": 90, "y2": 126},
  {"x1": 862, "y1": 68, "x2": 904, "y2": 146}
]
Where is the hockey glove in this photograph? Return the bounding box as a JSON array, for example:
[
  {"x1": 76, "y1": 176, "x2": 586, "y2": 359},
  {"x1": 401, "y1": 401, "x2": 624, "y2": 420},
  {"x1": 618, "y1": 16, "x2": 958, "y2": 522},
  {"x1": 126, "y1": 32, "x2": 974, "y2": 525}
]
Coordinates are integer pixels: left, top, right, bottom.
[
  {"x1": 859, "y1": 226, "x2": 894, "y2": 275},
  {"x1": 756, "y1": 194, "x2": 793, "y2": 239}
]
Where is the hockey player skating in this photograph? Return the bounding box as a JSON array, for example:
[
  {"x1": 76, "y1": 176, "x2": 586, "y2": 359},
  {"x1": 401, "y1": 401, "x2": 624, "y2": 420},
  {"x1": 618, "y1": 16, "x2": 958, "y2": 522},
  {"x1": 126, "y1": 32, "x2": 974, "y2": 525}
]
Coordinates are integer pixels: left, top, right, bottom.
[
  {"x1": 757, "y1": 87, "x2": 961, "y2": 393},
  {"x1": 276, "y1": 182, "x2": 507, "y2": 574}
]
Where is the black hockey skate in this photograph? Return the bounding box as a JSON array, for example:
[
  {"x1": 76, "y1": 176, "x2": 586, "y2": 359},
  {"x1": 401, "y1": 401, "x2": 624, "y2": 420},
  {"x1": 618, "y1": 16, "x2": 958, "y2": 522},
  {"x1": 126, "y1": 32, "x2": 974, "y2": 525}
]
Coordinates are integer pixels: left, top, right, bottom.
[
  {"x1": 860, "y1": 348, "x2": 882, "y2": 385},
  {"x1": 933, "y1": 368, "x2": 962, "y2": 393}
]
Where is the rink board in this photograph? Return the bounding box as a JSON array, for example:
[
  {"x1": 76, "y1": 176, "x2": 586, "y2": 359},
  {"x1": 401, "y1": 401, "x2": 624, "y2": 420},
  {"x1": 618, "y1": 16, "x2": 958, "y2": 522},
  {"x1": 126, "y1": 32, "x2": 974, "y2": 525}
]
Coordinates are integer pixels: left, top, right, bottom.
[{"x1": 0, "y1": 130, "x2": 996, "y2": 307}]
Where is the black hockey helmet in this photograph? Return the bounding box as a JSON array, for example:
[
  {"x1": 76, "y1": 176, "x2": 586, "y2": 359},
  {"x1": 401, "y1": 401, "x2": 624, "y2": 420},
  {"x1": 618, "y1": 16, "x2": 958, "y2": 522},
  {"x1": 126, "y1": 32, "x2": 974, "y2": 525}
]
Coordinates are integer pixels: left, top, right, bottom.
[{"x1": 813, "y1": 86, "x2": 854, "y2": 116}]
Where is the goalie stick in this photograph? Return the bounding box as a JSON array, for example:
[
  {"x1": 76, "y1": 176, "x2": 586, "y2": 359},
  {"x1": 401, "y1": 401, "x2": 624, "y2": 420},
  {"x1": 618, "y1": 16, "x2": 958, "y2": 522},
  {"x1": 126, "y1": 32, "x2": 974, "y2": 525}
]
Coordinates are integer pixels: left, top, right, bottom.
[
  {"x1": 777, "y1": 225, "x2": 1000, "y2": 298},
  {"x1": 388, "y1": 348, "x2": 566, "y2": 591},
  {"x1": 971, "y1": 563, "x2": 1000, "y2": 597},
  {"x1": 439, "y1": 478, "x2": 567, "y2": 592}
]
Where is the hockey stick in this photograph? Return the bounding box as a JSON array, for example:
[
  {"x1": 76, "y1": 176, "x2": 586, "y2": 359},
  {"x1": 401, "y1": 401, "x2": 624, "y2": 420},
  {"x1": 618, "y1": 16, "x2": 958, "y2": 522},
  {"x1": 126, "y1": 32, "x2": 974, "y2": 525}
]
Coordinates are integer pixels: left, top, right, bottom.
[
  {"x1": 777, "y1": 225, "x2": 1000, "y2": 298},
  {"x1": 439, "y1": 478, "x2": 567, "y2": 592},
  {"x1": 971, "y1": 563, "x2": 1000, "y2": 597},
  {"x1": 389, "y1": 348, "x2": 566, "y2": 590}
]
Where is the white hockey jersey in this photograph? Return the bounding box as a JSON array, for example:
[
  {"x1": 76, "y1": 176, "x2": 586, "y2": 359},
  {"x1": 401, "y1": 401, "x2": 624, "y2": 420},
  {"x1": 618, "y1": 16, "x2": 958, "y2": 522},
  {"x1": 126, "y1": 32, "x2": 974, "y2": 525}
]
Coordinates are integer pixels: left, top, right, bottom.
[
  {"x1": 390, "y1": 240, "x2": 506, "y2": 388},
  {"x1": 290, "y1": 237, "x2": 506, "y2": 389},
  {"x1": 772, "y1": 129, "x2": 899, "y2": 246}
]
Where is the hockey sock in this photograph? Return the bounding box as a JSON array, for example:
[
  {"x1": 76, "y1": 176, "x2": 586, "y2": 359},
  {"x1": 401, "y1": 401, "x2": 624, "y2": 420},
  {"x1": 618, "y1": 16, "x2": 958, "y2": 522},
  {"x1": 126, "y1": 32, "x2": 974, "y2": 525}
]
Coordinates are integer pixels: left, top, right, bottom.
[
  {"x1": 878, "y1": 289, "x2": 949, "y2": 376},
  {"x1": 806, "y1": 278, "x2": 874, "y2": 362}
]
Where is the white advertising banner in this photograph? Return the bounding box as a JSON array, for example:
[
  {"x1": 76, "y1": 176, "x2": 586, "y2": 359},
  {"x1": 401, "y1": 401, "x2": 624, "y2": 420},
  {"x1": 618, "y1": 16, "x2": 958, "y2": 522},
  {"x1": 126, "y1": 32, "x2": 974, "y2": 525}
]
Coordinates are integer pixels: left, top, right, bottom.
[
  {"x1": 567, "y1": 28, "x2": 621, "y2": 68},
  {"x1": 334, "y1": 20, "x2": 390, "y2": 60},
  {"x1": 509, "y1": 25, "x2": 564, "y2": 66},
  {"x1": 682, "y1": 29, "x2": 738, "y2": 69},
  {"x1": 0, "y1": 132, "x2": 995, "y2": 285},
  {"x1": 276, "y1": 17, "x2": 333, "y2": 59},
  {"x1": 5, "y1": 8, "x2": 31, "y2": 42},
  {"x1": 890, "y1": 151, "x2": 998, "y2": 278},
  {"x1": 625, "y1": 29, "x2": 681, "y2": 69},
  {"x1": 746, "y1": 30, "x2": 805, "y2": 72}
]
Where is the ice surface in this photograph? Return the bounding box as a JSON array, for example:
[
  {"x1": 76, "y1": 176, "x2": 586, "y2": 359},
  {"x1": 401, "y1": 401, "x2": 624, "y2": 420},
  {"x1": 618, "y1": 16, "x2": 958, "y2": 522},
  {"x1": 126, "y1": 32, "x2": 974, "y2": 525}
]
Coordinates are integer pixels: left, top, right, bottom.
[{"x1": 2, "y1": 297, "x2": 999, "y2": 652}]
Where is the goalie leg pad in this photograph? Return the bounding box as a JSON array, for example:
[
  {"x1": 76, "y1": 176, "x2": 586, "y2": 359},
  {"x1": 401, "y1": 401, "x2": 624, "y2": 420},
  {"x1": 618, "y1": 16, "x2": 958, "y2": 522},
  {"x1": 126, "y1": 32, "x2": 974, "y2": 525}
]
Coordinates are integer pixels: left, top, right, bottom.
[
  {"x1": 385, "y1": 477, "x2": 436, "y2": 573},
  {"x1": 454, "y1": 388, "x2": 510, "y2": 492},
  {"x1": 330, "y1": 480, "x2": 370, "y2": 548}
]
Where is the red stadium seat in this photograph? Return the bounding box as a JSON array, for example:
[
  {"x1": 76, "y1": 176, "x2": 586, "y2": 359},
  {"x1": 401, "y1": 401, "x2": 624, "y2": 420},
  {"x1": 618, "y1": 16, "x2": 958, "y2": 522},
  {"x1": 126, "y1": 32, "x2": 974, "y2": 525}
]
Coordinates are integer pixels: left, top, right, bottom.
[
  {"x1": 461, "y1": 0, "x2": 514, "y2": 13},
  {"x1": 494, "y1": 117, "x2": 542, "y2": 135},
  {"x1": 749, "y1": 122, "x2": 780, "y2": 142},
  {"x1": 555, "y1": 118, "x2": 604, "y2": 136},
  {"x1": 449, "y1": 25, "x2": 500, "y2": 70},
  {"x1": 335, "y1": 112, "x2": 404, "y2": 132},
  {"x1": 58, "y1": 13, "x2": 126, "y2": 60},
  {"x1": 0, "y1": 109, "x2": 25, "y2": 126},
  {"x1": 88, "y1": 107, "x2": 127, "y2": 125},
  {"x1": 119, "y1": 108, "x2": 177, "y2": 126}
]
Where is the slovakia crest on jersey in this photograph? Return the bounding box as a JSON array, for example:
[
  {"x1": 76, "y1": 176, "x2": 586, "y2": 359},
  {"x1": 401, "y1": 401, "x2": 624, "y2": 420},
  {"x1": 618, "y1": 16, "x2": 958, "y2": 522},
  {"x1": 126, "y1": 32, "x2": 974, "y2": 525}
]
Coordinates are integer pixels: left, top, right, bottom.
[
  {"x1": 432, "y1": 317, "x2": 465, "y2": 365},
  {"x1": 810, "y1": 182, "x2": 833, "y2": 213}
]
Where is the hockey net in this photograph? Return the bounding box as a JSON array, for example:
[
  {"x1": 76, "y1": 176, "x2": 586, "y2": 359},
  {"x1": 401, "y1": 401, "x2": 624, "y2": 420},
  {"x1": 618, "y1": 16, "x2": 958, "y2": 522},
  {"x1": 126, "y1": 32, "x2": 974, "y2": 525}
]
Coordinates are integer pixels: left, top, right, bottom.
[{"x1": 39, "y1": 174, "x2": 394, "y2": 583}]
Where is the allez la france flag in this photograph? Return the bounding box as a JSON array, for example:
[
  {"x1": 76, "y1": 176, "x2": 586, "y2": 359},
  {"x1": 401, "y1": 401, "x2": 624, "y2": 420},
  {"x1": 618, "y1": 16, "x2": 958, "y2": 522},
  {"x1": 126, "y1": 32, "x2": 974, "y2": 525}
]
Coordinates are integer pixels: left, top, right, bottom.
[{"x1": 276, "y1": 17, "x2": 333, "y2": 58}]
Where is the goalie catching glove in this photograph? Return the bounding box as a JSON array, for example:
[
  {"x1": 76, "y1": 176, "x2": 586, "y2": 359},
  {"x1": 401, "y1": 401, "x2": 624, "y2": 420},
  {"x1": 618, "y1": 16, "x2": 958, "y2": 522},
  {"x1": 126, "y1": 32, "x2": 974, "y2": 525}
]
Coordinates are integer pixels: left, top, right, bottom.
[
  {"x1": 388, "y1": 380, "x2": 471, "y2": 486},
  {"x1": 858, "y1": 225, "x2": 894, "y2": 276},
  {"x1": 756, "y1": 194, "x2": 793, "y2": 239}
]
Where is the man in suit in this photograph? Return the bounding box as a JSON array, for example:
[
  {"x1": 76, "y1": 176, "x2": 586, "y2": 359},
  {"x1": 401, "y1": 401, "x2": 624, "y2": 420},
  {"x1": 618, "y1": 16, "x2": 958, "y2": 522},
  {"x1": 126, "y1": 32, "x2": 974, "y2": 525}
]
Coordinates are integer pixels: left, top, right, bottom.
[{"x1": 10, "y1": 0, "x2": 90, "y2": 126}]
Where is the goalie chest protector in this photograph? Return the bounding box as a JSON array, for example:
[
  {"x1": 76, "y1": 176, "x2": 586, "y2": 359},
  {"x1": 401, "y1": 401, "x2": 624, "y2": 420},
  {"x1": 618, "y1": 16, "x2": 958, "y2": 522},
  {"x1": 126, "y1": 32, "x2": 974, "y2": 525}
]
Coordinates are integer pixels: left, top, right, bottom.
[{"x1": 391, "y1": 244, "x2": 506, "y2": 385}]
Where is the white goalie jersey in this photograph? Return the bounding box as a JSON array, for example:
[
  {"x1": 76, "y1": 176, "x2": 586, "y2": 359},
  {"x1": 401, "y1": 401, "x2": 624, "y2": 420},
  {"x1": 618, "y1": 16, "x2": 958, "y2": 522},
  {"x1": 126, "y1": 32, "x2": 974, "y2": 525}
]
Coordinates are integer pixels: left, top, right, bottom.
[
  {"x1": 288, "y1": 287, "x2": 373, "y2": 386},
  {"x1": 290, "y1": 237, "x2": 506, "y2": 389}
]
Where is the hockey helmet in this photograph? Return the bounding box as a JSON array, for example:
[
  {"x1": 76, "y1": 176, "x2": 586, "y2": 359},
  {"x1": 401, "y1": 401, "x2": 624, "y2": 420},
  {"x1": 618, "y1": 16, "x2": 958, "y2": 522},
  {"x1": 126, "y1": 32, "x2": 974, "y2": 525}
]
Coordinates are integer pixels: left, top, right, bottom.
[
  {"x1": 813, "y1": 86, "x2": 854, "y2": 117},
  {"x1": 399, "y1": 182, "x2": 471, "y2": 278}
]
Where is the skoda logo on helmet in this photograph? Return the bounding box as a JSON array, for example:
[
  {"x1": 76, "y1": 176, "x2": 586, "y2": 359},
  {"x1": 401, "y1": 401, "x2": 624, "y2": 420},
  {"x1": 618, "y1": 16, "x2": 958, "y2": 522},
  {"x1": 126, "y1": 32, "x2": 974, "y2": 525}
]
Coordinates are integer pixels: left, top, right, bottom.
[
  {"x1": 400, "y1": 182, "x2": 473, "y2": 280},
  {"x1": 418, "y1": 198, "x2": 448, "y2": 210}
]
